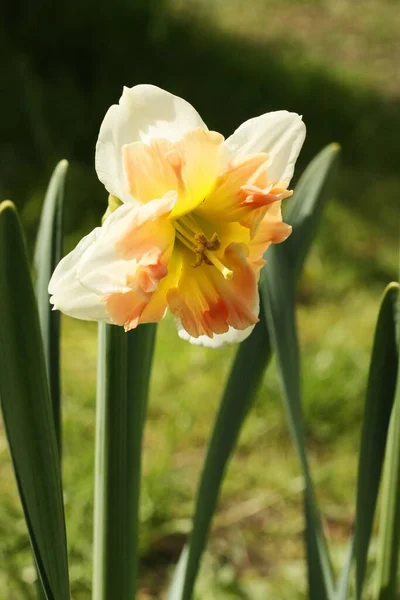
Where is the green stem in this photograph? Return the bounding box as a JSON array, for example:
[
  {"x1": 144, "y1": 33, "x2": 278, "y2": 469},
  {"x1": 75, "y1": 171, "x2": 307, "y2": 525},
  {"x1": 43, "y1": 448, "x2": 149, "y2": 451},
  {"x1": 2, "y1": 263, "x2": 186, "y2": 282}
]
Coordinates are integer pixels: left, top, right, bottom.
[{"x1": 92, "y1": 323, "x2": 156, "y2": 599}]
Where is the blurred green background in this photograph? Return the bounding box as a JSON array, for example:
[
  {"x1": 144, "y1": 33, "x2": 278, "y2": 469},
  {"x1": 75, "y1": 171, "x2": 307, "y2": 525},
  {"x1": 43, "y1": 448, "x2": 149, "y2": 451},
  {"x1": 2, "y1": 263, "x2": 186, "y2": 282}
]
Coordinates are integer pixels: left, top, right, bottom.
[{"x1": 0, "y1": 0, "x2": 399, "y2": 598}]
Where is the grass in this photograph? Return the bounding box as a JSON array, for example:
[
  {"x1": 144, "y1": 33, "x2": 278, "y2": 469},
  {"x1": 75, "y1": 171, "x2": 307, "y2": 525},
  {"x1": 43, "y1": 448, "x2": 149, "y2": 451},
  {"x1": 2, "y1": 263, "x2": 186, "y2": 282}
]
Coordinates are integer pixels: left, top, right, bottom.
[
  {"x1": 0, "y1": 0, "x2": 399, "y2": 597},
  {"x1": 1, "y1": 191, "x2": 396, "y2": 598},
  {"x1": 170, "y1": 0, "x2": 400, "y2": 98}
]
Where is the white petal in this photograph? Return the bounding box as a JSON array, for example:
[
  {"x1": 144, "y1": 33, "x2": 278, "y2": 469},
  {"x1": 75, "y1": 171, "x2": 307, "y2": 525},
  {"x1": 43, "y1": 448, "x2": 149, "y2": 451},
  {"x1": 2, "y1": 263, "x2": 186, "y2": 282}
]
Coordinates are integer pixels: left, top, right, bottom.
[
  {"x1": 95, "y1": 84, "x2": 208, "y2": 203},
  {"x1": 225, "y1": 111, "x2": 306, "y2": 183},
  {"x1": 76, "y1": 203, "x2": 138, "y2": 296},
  {"x1": 77, "y1": 194, "x2": 176, "y2": 297},
  {"x1": 49, "y1": 229, "x2": 111, "y2": 322},
  {"x1": 177, "y1": 321, "x2": 256, "y2": 348}
]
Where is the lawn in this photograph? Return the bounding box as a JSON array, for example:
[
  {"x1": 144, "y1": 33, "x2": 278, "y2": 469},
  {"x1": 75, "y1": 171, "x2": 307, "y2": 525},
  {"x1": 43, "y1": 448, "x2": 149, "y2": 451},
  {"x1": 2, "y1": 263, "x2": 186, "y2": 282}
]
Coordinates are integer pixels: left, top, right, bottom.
[
  {"x1": 0, "y1": 0, "x2": 398, "y2": 598},
  {"x1": 1, "y1": 189, "x2": 396, "y2": 597}
]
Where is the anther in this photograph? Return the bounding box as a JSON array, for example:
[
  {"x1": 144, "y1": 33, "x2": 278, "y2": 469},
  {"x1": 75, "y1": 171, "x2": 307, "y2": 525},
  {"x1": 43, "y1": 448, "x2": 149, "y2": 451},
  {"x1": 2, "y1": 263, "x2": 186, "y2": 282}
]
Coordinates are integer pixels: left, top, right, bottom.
[
  {"x1": 175, "y1": 216, "x2": 233, "y2": 279},
  {"x1": 205, "y1": 232, "x2": 220, "y2": 251}
]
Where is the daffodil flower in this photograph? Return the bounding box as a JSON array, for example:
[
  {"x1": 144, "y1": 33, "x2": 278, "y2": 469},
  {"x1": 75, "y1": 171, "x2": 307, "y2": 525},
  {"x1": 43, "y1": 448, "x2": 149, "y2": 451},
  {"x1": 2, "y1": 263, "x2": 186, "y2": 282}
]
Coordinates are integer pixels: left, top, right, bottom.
[{"x1": 49, "y1": 85, "x2": 305, "y2": 347}]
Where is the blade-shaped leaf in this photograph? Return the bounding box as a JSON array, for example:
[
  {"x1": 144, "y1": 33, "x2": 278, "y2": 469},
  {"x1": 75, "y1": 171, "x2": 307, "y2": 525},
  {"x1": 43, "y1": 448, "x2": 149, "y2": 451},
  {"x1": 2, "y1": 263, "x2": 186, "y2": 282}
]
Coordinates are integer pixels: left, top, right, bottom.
[
  {"x1": 168, "y1": 546, "x2": 190, "y2": 600},
  {"x1": 172, "y1": 309, "x2": 271, "y2": 600},
  {"x1": 0, "y1": 201, "x2": 70, "y2": 600},
  {"x1": 355, "y1": 283, "x2": 400, "y2": 599},
  {"x1": 170, "y1": 144, "x2": 340, "y2": 600},
  {"x1": 260, "y1": 144, "x2": 341, "y2": 599},
  {"x1": 374, "y1": 283, "x2": 400, "y2": 600},
  {"x1": 261, "y1": 246, "x2": 335, "y2": 599},
  {"x1": 93, "y1": 322, "x2": 156, "y2": 600},
  {"x1": 335, "y1": 535, "x2": 355, "y2": 600},
  {"x1": 285, "y1": 143, "x2": 340, "y2": 284},
  {"x1": 34, "y1": 159, "x2": 68, "y2": 449}
]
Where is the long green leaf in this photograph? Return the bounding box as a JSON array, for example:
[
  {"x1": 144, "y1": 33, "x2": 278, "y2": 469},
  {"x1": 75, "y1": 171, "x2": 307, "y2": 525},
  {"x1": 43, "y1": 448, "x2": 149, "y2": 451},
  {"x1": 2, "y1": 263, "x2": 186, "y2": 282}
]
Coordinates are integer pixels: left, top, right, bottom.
[
  {"x1": 93, "y1": 322, "x2": 156, "y2": 600},
  {"x1": 168, "y1": 547, "x2": 190, "y2": 600},
  {"x1": 34, "y1": 160, "x2": 67, "y2": 600},
  {"x1": 335, "y1": 535, "x2": 355, "y2": 600},
  {"x1": 0, "y1": 201, "x2": 70, "y2": 600},
  {"x1": 174, "y1": 308, "x2": 271, "y2": 600},
  {"x1": 170, "y1": 144, "x2": 340, "y2": 600},
  {"x1": 260, "y1": 144, "x2": 341, "y2": 599},
  {"x1": 354, "y1": 283, "x2": 400, "y2": 599},
  {"x1": 374, "y1": 284, "x2": 400, "y2": 600},
  {"x1": 261, "y1": 246, "x2": 335, "y2": 600},
  {"x1": 284, "y1": 143, "x2": 340, "y2": 284},
  {"x1": 34, "y1": 160, "x2": 68, "y2": 449}
]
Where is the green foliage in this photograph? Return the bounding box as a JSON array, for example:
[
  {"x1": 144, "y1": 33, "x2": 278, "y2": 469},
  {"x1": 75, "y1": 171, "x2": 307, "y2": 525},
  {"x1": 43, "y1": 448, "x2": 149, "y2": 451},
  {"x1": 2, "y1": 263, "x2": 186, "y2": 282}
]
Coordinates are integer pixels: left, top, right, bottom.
[
  {"x1": 374, "y1": 284, "x2": 400, "y2": 599},
  {"x1": 0, "y1": 135, "x2": 399, "y2": 600},
  {"x1": 355, "y1": 284, "x2": 400, "y2": 598},
  {"x1": 0, "y1": 201, "x2": 69, "y2": 600},
  {"x1": 169, "y1": 144, "x2": 340, "y2": 599},
  {"x1": 260, "y1": 145, "x2": 340, "y2": 599},
  {"x1": 169, "y1": 311, "x2": 272, "y2": 600},
  {"x1": 34, "y1": 159, "x2": 68, "y2": 448},
  {"x1": 93, "y1": 323, "x2": 157, "y2": 599}
]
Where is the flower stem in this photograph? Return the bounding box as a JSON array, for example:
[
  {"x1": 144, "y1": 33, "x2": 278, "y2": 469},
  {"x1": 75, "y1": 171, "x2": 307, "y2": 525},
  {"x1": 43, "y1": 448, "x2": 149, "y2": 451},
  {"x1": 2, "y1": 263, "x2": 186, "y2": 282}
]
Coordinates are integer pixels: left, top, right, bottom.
[{"x1": 93, "y1": 323, "x2": 156, "y2": 599}]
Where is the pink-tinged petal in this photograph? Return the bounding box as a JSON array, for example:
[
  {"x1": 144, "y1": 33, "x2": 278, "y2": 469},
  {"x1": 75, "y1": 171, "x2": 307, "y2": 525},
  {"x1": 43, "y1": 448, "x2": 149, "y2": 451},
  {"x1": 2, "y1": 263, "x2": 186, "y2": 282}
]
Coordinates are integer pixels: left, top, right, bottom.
[
  {"x1": 225, "y1": 111, "x2": 306, "y2": 183},
  {"x1": 240, "y1": 181, "x2": 293, "y2": 209},
  {"x1": 197, "y1": 153, "x2": 269, "y2": 222},
  {"x1": 103, "y1": 245, "x2": 183, "y2": 331},
  {"x1": 239, "y1": 183, "x2": 292, "y2": 238},
  {"x1": 171, "y1": 129, "x2": 224, "y2": 217},
  {"x1": 102, "y1": 250, "x2": 172, "y2": 331},
  {"x1": 176, "y1": 314, "x2": 257, "y2": 348},
  {"x1": 247, "y1": 201, "x2": 292, "y2": 274},
  {"x1": 77, "y1": 194, "x2": 176, "y2": 297},
  {"x1": 104, "y1": 289, "x2": 150, "y2": 332},
  {"x1": 48, "y1": 229, "x2": 112, "y2": 322},
  {"x1": 137, "y1": 249, "x2": 183, "y2": 324},
  {"x1": 75, "y1": 194, "x2": 176, "y2": 330},
  {"x1": 123, "y1": 139, "x2": 177, "y2": 204},
  {"x1": 167, "y1": 243, "x2": 258, "y2": 340},
  {"x1": 197, "y1": 152, "x2": 292, "y2": 236},
  {"x1": 95, "y1": 85, "x2": 207, "y2": 203},
  {"x1": 129, "y1": 256, "x2": 168, "y2": 294},
  {"x1": 123, "y1": 129, "x2": 224, "y2": 216},
  {"x1": 115, "y1": 191, "x2": 176, "y2": 262}
]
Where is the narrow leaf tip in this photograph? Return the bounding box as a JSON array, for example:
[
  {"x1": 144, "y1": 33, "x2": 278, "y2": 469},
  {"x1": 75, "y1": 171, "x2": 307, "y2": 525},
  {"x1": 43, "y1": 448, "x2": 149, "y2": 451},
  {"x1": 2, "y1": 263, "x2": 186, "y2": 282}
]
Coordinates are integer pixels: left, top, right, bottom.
[{"x1": 0, "y1": 200, "x2": 16, "y2": 214}]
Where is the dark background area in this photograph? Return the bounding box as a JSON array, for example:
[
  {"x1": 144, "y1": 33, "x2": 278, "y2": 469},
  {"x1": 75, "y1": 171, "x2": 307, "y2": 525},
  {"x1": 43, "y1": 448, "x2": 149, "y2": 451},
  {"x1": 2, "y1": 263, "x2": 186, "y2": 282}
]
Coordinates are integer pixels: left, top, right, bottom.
[{"x1": 1, "y1": 0, "x2": 399, "y2": 244}]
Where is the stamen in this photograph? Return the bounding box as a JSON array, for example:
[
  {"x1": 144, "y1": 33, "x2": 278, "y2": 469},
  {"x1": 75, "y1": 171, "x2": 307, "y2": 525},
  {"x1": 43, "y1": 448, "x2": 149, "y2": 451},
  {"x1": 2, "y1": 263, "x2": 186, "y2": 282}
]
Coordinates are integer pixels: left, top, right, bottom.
[
  {"x1": 174, "y1": 215, "x2": 233, "y2": 279},
  {"x1": 205, "y1": 232, "x2": 220, "y2": 251},
  {"x1": 176, "y1": 228, "x2": 195, "y2": 252},
  {"x1": 203, "y1": 252, "x2": 233, "y2": 280},
  {"x1": 174, "y1": 224, "x2": 196, "y2": 251},
  {"x1": 184, "y1": 212, "x2": 203, "y2": 233}
]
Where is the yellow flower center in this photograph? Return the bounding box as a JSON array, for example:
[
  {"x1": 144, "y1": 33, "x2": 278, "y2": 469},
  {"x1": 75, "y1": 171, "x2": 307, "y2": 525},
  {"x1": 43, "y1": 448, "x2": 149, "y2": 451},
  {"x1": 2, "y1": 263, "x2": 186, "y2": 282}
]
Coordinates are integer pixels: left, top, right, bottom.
[
  {"x1": 111, "y1": 127, "x2": 294, "y2": 337},
  {"x1": 174, "y1": 214, "x2": 233, "y2": 280}
]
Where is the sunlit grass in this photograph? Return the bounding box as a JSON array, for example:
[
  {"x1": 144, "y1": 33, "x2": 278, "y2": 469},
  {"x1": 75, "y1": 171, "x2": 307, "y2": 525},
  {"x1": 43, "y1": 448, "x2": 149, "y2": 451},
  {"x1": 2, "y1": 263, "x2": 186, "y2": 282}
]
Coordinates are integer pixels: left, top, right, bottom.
[
  {"x1": 0, "y1": 171, "x2": 396, "y2": 600},
  {"x1": 170, "y1": 0, "x2": 400, "y2": 98},
  {"x1": 0, "y1": 233, "x2": 392, "y2": 598}
]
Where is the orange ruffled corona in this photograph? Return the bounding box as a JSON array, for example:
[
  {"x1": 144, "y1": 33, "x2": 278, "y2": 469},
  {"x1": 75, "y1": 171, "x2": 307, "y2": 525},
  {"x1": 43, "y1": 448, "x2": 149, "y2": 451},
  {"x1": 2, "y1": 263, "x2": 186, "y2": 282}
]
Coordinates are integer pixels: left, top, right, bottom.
[{"x1": 49, "y1": 85, "x2": 305, "y2": 347}]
